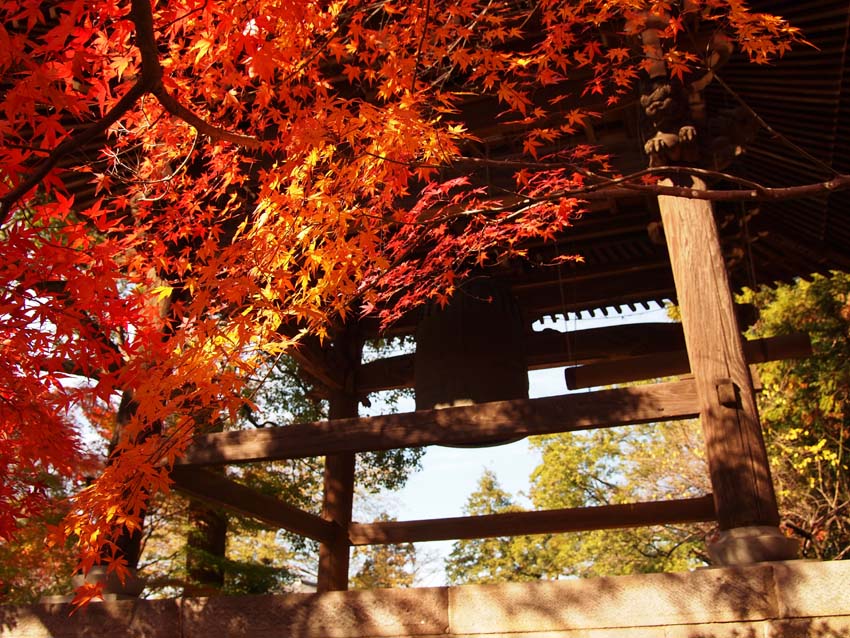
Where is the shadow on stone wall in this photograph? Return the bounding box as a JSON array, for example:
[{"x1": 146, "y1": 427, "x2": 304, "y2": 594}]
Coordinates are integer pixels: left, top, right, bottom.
[
  {"x1": 1, "y1": 560, "x2": 848, "y2": 637},
  {"x1": 450, "y1": 559, "x2": 849, "y2": 638}
]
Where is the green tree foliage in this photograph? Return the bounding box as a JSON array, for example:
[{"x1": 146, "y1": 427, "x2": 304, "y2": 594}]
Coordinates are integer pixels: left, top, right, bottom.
[
  {"x1": 447, "y1": 273, "x2": 850, "y2": 583},
  {"x1": 528, "y1": 423, "x2": 711, "y2": 577},
  {"x1": 138, "y1": 493, "x2": 302, "y2": 597},
  {"x1": 0, "y1": 476, "x2": 76, "y2": 603},
  {"x1": 743, "y1": 272, "x2": 850, "y2": 559},
  {"x1": 446, "y1": 470, "x2": 555, "y2": 584}
]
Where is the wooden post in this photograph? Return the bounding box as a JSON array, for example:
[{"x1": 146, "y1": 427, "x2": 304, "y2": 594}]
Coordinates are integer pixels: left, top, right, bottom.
[
  {"x1": 658, "y1": 176, "x2": 797, "y2": 563},
  {"x1": 316, "y1": 326, "x2": 360, "y2": 592}
]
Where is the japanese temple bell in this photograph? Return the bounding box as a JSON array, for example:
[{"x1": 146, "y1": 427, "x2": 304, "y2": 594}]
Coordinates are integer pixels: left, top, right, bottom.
[{"x1": 414, "y1": 277, "x2": 528, "y2": 445}]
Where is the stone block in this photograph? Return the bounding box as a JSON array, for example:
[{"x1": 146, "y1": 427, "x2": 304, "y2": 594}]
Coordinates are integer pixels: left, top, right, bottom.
[
  {"x1": 182, "y1": 587, "x2": 449, "y2": 638},
  {"x1": 772, "y1": 560, "x2": 850, "y2": 619},
  {"x1": 0, "y1": 599, "x2": 180, "y2": 638},
  {"x1": 454, "y1": 630, "x2": 650, "y2": 638},
  {"x1": 709, "y1": 526, "x2": 800, "y2": 565},
  {"x1": 768, "y1": 616, "x2": 850, "y2": 638},
  {"x1": 661, "y1": 621, "x2": 770, "y2": 638},
  {"x1": 448, "y1": 565, "x2": 777, "y2": 634}
]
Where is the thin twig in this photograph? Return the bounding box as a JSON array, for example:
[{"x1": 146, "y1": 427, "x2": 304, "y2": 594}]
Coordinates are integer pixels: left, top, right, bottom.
[
  {"x1": 0, "y1": 82, "x2": 147, "y2": 223},
  {"x1": 411, "y1": 0, "x2": 432, "y2": 91},
  {"x1": 361, "y1": 150, "x2": 850, "y2": 204}
]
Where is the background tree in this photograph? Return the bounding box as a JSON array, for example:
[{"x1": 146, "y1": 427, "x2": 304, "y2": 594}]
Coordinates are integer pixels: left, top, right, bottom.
[
  {"x1": 446, "y1": 423, "x2": 712, "y2": 583},
  {"x1": 446, "y1": 272, "x2": 850, "y2": 583},
  {"x1": 446, "y1": 470, "x2": 551, "y2": 584},
  {"x1": 350, "y1": 514, "x2": 417, "y2": 590},
  {"x1": 743, "y1": 272, "x2": 850, "y2": 559},
  {"x1": 137, "y1": 350, "x2": 422, "y2": 598},
  {"x1": 0, "y1": 477, "x2": 77, "y2": 603}
]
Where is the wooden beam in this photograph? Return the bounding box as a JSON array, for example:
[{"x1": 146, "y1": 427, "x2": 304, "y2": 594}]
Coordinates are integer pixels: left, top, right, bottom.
[
  {"x1": 288, "y1": 336, "x2": 344, "y2": 392},
  {"x1": 658, "y1": 177, "x2": 781, "y2": 533},
  {"x1": 170, "y1": 467, "x2": 336, "y2": 544},
  {"x1": 358, "y1": 260, "x2": 676, "y2": 338},
  {"x1": 358, "y1": 352, "x2": 414, "y2": 393},
  {"x1": 178, "y1": 380, "x2": 701, "y2": 466},
  {"x1": 565, "y1": 332, "x2": 812, "y2": 390},
  {"x1": 348, "y1": 495, "x2": 716, "y2": 545},
  {"x1": 527, "y1": 322, "x2": 685, "y2": 368},
  {"x1": 317, "y1": 450, "x2": 354, "y2": 592},
  {"x1": 357, "y1": 322, "x2": 687, "y2": 394},
  {"x1": 317, "y1": 327, "x2": 360, "y2": 593}
]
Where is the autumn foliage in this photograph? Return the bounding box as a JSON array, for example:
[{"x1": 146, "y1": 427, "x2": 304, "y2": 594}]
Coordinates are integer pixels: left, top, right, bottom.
[{"x1": 0, "y1": 0, "x2": 802, "y2": 601}]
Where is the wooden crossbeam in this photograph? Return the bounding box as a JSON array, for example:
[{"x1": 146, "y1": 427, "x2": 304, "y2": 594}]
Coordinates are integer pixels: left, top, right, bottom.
[
  {"x1": 178, "y1": 380, "x2": 700, "y2": 467},
  {"x1": 565, "y1": 332, "x2": 811, "y2": 390},
  {"x1": 348, "y1": 495, "x2": 716, "y2": 545},
  {"x1": 170, "y1": 467, "x2": 337, "y2": 544},
  {"x1": 357, "y1": 322, "x2": 687, "y2": 394},
  {"x1": 526, "y1": 322, "x2": 685, "y2": 368}
]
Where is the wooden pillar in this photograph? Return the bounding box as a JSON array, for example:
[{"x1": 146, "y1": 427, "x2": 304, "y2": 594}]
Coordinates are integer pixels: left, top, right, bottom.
[
  {"x1": 658, "y1": 177, "x2": 797, "y2": 563},
  {"x1": 316, "y1": 327, "x2": 360, "y2": 591}
]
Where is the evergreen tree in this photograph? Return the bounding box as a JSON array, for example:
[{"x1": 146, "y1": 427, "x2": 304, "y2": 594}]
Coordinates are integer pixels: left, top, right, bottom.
[
  {"x1": 527, "y1": 423, "x2": 711, "y2": 578},
  {"x1": 446, "y1": 272, "x2": 850, "y2": 582},
  {"x1": 446, "y1": 425, "x2": 713, "y2": 583},
  {"x1": 351, "y1": 515, "x2": 416, "y2": 589},
  {"x1": 446, "y1": 470, "x2": 550, "y2": 584}
]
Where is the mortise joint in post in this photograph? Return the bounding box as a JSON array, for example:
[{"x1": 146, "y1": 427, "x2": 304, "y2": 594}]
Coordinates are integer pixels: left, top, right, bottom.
[{"x1": 715, "y1": 379, "x2": 741, "y2": 409}]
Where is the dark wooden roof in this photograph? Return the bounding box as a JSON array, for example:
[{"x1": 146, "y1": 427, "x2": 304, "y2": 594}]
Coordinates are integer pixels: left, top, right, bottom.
[
  {"x1": 443, "y1": 0, "x2": 850, "y2": 334},
  {"x1": 720, "y1": 0, "x2": 850, "y2": 278}
]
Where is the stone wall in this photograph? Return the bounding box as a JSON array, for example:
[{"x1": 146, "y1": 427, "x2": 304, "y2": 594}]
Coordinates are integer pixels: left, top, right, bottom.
[{"x1": 2, "y1": 560, "x2": 848, "y2": 638}]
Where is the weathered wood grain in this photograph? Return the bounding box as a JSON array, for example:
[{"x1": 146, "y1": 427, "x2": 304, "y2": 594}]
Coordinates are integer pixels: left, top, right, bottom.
[
  {"x1": 565, "y1": 332, "x2": 812, "y2": 389},
  {"x1": 658, "y1": 177, "x2": 780, "y2": 530},
  {"x1": 348, "y1": 495, "x2": 716, "y2": 545},
  {"x1": 317, "y1": 329, "x2": 360, "y2": 592},
  {"x1": 170, "y1": 467, "x2": 336, "y2": 543},
  {"x1": 178, "y1": 380, "x2": 701, "y2": 467},
  {"x1": 357, "y1": 322, "x2": 688, "y2": 394}
]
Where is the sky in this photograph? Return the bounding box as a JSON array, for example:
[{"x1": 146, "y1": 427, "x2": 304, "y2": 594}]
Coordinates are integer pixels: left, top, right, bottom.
[{"x1": 353, "y1": 304, "x2": 671, "y2": 584}]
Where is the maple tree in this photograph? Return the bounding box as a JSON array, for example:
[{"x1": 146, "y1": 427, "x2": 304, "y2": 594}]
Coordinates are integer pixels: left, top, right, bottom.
[{"x1": 0, "y1": 0, "x2": 821, "y2": 602}]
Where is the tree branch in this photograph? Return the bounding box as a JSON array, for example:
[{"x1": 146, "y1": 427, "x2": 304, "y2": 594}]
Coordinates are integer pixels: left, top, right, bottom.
[
  {"x1": 411, "y1": 0, "x2": 432, "y2": 90},
  {"x1": 367, "y1": 150, "x2": 850, "y2": 204},
  {"x1": 469, "y1": 172, "x2": 850, "y2": 213},
  {"x1": 0, "y1": 0, "x2": 260, "y2": 221},
  {"x1": 584, "y1": 172, "x2": 850, "y2": 202},
  {"x1": 0, "y1": 82, "x2": 147, "y2": 224},
  {"x1": 153, "y1": 87, "x2": 261, "y2": 149},
  {"x1": 131, "y1": 0, "x2": 261, "y2": 150}
]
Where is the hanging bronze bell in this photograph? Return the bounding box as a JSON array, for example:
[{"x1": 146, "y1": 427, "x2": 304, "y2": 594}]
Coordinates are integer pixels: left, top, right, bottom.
[{"x1": 414, "y1": 276, "x2": 528, "y2": 446}]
